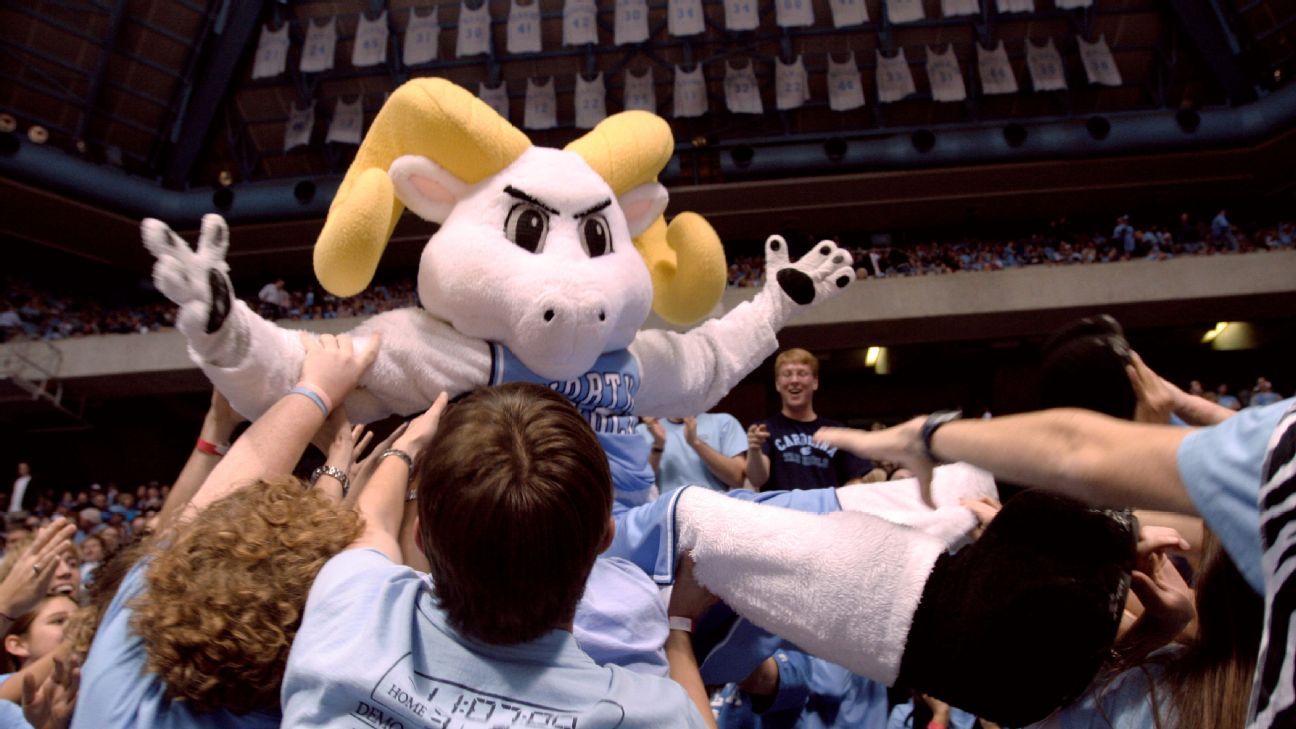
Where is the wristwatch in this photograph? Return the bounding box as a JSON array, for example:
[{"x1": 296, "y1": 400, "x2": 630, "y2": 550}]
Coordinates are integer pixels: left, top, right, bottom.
[{"x1": 920, "y1": 410, "x2": 962, "y2": 463}]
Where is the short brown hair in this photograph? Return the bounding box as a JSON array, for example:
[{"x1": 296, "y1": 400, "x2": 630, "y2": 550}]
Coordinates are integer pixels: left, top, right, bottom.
[
  {"x1": 774, "y1": 348, "x2": 819, "y2": 377},
  {"x1": 415, "y1": 383, "x2": 612, "y2": 645}
]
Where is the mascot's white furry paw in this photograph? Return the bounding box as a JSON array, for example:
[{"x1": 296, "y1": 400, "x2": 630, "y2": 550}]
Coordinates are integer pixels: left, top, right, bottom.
[
  {"x1": 142, "y1": 214, "x2": 233, "y2": 335},
  {"x1": 763, "y1": 235, "x2": 855, "y2": 308}
]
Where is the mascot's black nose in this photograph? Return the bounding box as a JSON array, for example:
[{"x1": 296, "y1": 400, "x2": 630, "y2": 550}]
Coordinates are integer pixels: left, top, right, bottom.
[{"x1": 543, "y1": 309, "x2": 555, "y2": 322}]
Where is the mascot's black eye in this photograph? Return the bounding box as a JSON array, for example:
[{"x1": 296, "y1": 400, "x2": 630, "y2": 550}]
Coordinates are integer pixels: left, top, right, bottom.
[
  {"x1": 580, "y1": 216, "x2": 611, "y2": 257},
  {"x1": 505, "y1": 203, "x2": 549, "y2": 253}
]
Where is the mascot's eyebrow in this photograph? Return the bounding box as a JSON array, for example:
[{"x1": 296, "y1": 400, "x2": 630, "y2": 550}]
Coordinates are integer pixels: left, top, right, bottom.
[
  {"x1": 574, "y1": 199, "x2": 612, "y2": 219},
  {"x1": 503, "y1": 185, "x2": 558, "y2": 215}
]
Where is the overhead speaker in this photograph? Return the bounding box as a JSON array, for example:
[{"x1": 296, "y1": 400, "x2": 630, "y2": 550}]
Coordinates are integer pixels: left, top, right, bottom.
[
  {"x1": 1003, "y1": 123, "x2": 1028, "y2": 147},
  {"x1": 1085, "y1": 115, "x2": 1111, "y2": 140},
  {"x1": 213, "y1": 187, "x2": 235, "y2": 212},
  {"x1": 911, "y1": 129, "x2": 936, "y2": 153}
]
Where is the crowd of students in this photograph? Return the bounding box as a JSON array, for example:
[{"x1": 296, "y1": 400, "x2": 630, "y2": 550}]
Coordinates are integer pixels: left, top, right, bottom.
[{"x1": 0, "y1": 310, "x2": 1290, "y2": 728}]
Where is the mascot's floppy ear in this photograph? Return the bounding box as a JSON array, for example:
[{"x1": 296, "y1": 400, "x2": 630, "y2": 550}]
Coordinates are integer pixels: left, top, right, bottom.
[
  {"x1": 566, "y1": 111, "x2": 726, "y2": 326},
  {"x1": 389, "y1": 155, "x2": 471, "y2": 224},
  {"x1": 313, "y1": 78, "x2": 531, "y2": 297},
  {"x1": 617, "y1": 183, "x2": 669, "y2": 239}
]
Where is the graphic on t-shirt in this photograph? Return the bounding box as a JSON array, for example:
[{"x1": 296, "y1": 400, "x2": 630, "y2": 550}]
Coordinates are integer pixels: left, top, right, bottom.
[
  {"x1": 361, "y1": 653, "x2": 627, "y2": 728},
  {"x1": 771, "y1": 431, "x2": 837, "y2": 469},
  {"x1": 492, "y1": 345, "x2": 640, "y2": 436}
]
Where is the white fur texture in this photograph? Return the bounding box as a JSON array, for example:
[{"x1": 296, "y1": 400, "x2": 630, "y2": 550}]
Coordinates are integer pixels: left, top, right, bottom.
[
  {"x1": 676, "y1": 487, "x2": 944, "y2": 685},
  {"x1": 836, "y1": 463, "x2": 999, "y2": 547}
]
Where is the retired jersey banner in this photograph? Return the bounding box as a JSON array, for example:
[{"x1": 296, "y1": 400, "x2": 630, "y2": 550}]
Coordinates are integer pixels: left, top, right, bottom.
[
  {"x1": 352, "y1": 11, "x2": 388, "y2": 67},
  {"x1": 615, "y1": 0, "x2": 650, "y2": 45},
  {"x1": 886, "y1": 0, "x2": 924, "y2": 23},
  {"x1": 724, "y1": 0, "x2": 760, "y2": 31},
  {"x1": 508, "y1": 0, "x2": 542, "y2": 54},
  {"x1": 775, "y1": 0, "x2": 815, "y2": 28},
  {"x1": 456, "y1": 0, "x2": 491, "y2": 57},
  {"x1": 524, "y1": 77, "x2": 557, "y2": 129},
  {"x1": 941, "y1": 0, "x2": 979, "y2": 16},
  {"x1": 624, "y1": 67, "x2": 656, "y2": 112},
  {"x1": 724, "y1": 60, "x2": 763, "y2": 114},
  {"x1": 1026, "y1": 37, "x2": 1067, "y2": 90},
  {"x1": 925, "y1": 45, "x2": 966, "y2": 102},
  {"x1": 564, "y1": 0, "x2": 599, "y2": 45},
  {"x1": 252, "y1": 23, "x2": 289, "y2": 79},
  {"x1": 829, "y1": 0, "x2": 868, "y2": 27},
  {"x1": 1079, "y1": 34, "x2": 1122, "y2": 86},
  {"x1": 669, "y1": 0, "x2": 705, "y2": 37},
  {"x1": 300, "y1": 17, "x2": 337, "y2": 73},
  {"x1": 478, "y1": 81, "x2": 510, "y2": 119},
  {"x1": 996, "y1": 0, "x2": 1033, "y2": 12},
  {"x1": 876, "y1": 48, "x2": 917, "y2": 103},
  {"x1": 827, "y1": 53, "x2": 866, "y2": 110},
  {"x1": 403, "y1": 7, "x2": 439, "y2": 65},
  {"x1": 326, "y1": 96, "x2": 363, "y2": 144},
  {"x1": 284, "y1": 101, "x2": 315, "y2": 150},
  {"x1": 775, "y1": 55, "x2": 810, "y2": 110},
  {"x1": 574, "y1": 72, "x2": 607, "y2": 128},
  {"x1": 977, "y1": 41, "x2": 1018, "y2": 94},
  {"x1": 673, "y1": 64, "x2": 708, "y2": 117}
]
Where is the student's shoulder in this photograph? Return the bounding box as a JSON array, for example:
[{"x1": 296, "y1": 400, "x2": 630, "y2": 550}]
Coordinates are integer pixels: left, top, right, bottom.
[
  {"x1": 310, "y1": 548, "x2": 421, "y2": 605},
  {"x1": 604, "y1": 665, "x2": 710, "y2": 728}
]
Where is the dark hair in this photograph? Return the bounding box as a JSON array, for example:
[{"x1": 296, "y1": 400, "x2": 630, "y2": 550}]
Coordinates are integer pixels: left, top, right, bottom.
[
  {"x1": 415, "y1": 383, "x2": 612, "y2": 645},
  {"x1": 1040, "y1": 314, "x2": 1135, "y2": 419}
]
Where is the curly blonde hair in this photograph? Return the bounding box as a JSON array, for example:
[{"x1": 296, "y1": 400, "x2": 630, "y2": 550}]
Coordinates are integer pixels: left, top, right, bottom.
[{"x1": 131, "y1": 476, "x2": 363, "y2": 715}]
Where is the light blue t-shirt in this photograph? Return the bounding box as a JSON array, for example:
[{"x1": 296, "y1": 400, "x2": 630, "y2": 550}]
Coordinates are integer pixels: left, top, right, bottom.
[
  {"x1": 282, "y1": 548, "x2": 708, "y2": 729},
  {"x1": 636, "y1": 414, "x2": 748, "y2": 494},
  {"x1": 1177, "y1": 397, "x2": 1293, "y2": 594},
  {"x1": 72, "y1": 560, "x2": 281, "y2": 729},
  {"x1": 574, "y1": 556, "x2": 669, "y2": 677},
  {"x1": 718, "y1": 649, "x2": 888, "y2": 729},
  {"x1": 1030, "y1": 649, "x2": 1176, "y2": 729},
  {"x1": 0, "y1": 699, "x2": 31, "y2": 729},
  {"x1": 887, "y1": 700, "x2": 978, "y2": 729}
]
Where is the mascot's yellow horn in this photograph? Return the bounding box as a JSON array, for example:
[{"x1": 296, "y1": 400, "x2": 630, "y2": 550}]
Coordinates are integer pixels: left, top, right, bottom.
[
  {"x1": 566, "y1": 113, "x2": 727, "y2": 326},
  {"x1": 314, "y1": 78, "x2": 532, "y2": 297}
]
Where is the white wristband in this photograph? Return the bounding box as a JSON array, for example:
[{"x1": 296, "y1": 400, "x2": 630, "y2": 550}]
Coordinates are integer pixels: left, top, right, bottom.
[{"x1": 668, "y1": 616, "x2": 693, "y2": 633}]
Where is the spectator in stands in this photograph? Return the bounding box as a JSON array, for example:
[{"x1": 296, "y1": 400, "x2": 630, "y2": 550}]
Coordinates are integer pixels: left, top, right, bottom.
[
  {"x1": 1216, "y1": 383, "x2": 1241, "y2": 410},
  {"x1": 1251, "y1": 377, "x2": 1283, "y2": 408},
  {"x1": 9, "y1": 462, "x2": 36, "y2": 515},
  {"x1": 256, "y1": 278, "x2": 289, "y2": 319},
  {"x1": 640, "y1": 414, "x2": 748, "y2": 494},
  {"x1": 282, "y1": 382, "x2": 717, "y2": 728},
  {"x1": 72, "y1": 509, "x2": 100, "y2": 546},
  {"x1": 1113, "y1": 215, "x2": 1136, "y2": 257},
  {"x1": 745, "y1": 349, "x2": 871, "y2": 491},
  {"x1": 78, "y1": 535, "x2": 103, "y2": 587}
]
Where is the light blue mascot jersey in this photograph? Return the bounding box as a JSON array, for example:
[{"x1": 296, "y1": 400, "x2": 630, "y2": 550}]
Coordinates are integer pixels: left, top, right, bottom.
[{"x1": 491, "y1": 344, "x2": 654, "y2": 503}]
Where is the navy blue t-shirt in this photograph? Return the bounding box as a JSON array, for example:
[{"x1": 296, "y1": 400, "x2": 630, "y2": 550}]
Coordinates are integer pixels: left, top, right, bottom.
[{"x1": 759, "y1": 414, "x2": 872, "y2": 491}]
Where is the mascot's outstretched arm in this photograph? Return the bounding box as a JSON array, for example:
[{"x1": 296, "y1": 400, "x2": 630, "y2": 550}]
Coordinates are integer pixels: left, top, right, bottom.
[
  {"x1": 630, "y1": 234, "x2": 854, "y2": 417},
  {"x1": 143, "y1": 214, "x2": 491, "y2": 422}
]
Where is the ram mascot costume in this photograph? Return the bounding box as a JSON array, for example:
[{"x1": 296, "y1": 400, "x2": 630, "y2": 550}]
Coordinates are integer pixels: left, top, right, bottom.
[
  {"x1": 144, "y1": 79, "x2": 1135, "y2": 727},
  {"x1": 144, "y1": 78, "x2": 853, "y2": 503}
]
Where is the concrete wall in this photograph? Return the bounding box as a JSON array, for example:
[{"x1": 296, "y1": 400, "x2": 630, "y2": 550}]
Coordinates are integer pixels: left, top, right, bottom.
[{"x1": 3, "y1": 250, "x2": 1294, "y2": 388}]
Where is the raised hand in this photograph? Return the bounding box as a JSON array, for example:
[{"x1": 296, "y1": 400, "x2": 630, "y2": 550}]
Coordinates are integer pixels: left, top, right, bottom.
[
  {"x1": 746, "y1": 423, "x2": 770, "y2": 452},
  {"x1": 392, "y1": 392, "x2": 451, "y2": 461},
  {"x1": 142, "y1": 214, "x2": 233, "y2": 335},
  {"x1": 298, "y1": 332, "x2": 382, "y2": 409},
  {"x1": 816, "y1": 418, "x2": 935, "y2": 506},
  {"x1": 642, "y1": 417, "x2": 667, "y2": 449},
  {"x1": 22, "y1": 651, "x2": 79, "y2": 729},
  {"x1": 0, "y1": 520, "x2": 76, "y2": 620}
]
